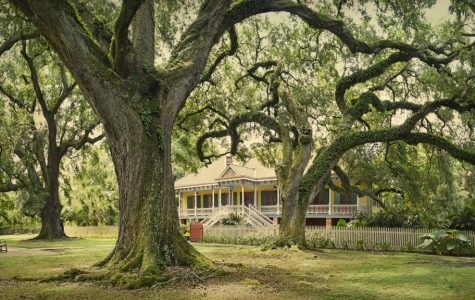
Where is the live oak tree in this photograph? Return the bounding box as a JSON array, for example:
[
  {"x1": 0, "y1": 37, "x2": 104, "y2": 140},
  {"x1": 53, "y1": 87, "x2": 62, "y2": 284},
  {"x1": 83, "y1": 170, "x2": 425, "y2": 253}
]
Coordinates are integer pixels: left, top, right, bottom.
[
  {"x1": 6, "y1": 0, "x2": 475, "y2": 281},
  {"x1": 0, "y1": 27, "x2": 103, "y2": 239},
  {"x1": 188, "y1": 2, "x2": 475, "y2": 246}
]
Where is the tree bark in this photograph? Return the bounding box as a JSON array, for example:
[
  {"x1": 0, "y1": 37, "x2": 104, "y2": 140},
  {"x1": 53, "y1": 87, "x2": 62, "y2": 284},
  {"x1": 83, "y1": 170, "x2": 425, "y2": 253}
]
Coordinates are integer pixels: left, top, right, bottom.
[
  {"x1": 36, "y1": 159, "x2": 66, "y2": 240},
  {"x1": 97, "y1": 110, "x2": 205, "y2": 274}
]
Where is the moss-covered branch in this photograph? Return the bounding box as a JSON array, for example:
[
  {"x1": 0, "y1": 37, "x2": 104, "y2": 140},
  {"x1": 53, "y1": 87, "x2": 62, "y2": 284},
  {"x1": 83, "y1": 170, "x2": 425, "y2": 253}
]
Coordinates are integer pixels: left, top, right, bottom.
[
  {"x1": 300, "y1": 96, "x2": 475, "y2": 203},
  {"x1": 0, "y1": 29, "x2": 38, "y2": 57},
  {"x1": 72, "y1": 0, "x2": 113, "y2": 52},
  {"x1": 201, "y1": 27, "x2": 238, "y2": 84},
  {"x1": 111, "y1": 0, "x2": 143, "y2": 76},
  {"x1": 336, "y1": 52, "x2": 412, "y2": 113},
  {"x1": 220, "y1": 0, "x2": 461, "y2": 59},
  {"x1": 196, "y1": 111, "x2": 281, "y2": 162},
  {"x1": 329, "y1": 165, "x2": 387, "y2": 209}
]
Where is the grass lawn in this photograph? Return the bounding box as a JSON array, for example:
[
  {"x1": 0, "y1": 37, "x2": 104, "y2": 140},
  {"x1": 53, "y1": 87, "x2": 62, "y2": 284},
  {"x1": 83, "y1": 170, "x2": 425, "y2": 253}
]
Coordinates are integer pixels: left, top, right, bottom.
[{"x1": 0, "y1": 235, "x2": 474, "y2": 299}]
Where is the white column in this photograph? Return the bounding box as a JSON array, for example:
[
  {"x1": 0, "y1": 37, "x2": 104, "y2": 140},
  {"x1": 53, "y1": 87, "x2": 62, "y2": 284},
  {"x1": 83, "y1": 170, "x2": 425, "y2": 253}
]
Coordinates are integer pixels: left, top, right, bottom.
[
  {"x1": 218, "y1": 188, "x2": 222, "y2": 209},
  {"x1": 178, "y1": 192, "x2": 181, "y2": 217},
  {"x1": 329, "y1": 189, "x2": 333, "y2": 215},
  {"x1": 276, "y1": 185, "x2": 280, "y2": 215},
  {"x1": 212, "y1": 188, "x2": 215, "y2": 212},
  {"x1": 194, "y1": 191, "x2": 197, "y2": 217},
  {"x1": 241, "y1": 183, "x2": 245, "y2": 212},
  {"x1": 253, "y1": 183, "x2": 257, "y2": 208}
]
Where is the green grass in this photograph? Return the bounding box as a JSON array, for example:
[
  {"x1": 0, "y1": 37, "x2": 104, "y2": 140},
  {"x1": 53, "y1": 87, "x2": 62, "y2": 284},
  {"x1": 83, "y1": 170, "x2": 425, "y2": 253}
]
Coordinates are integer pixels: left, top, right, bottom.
[{"x1": 0, "y1": 235, "x2": 474, "y2": 299}]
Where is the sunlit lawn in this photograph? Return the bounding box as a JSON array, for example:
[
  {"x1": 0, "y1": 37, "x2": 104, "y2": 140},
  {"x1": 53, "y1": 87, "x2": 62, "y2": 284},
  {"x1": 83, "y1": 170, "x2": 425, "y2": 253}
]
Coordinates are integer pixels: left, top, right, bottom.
[{"x1": 0, "y1": 234, "x2": 474, "y2": 299}]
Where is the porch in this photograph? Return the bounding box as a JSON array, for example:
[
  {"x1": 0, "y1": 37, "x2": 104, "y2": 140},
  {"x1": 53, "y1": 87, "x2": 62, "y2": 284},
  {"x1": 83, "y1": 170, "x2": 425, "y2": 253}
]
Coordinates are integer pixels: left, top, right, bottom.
[{"x1": 178, "y1": 203, "x2": 370, "y2": 219}]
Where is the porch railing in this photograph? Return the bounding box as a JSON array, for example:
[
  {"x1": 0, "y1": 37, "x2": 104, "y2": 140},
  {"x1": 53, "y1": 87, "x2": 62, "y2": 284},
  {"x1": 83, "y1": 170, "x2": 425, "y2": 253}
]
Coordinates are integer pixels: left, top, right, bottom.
[
  {"x1": 179, "y1": 204, "x2": 368, "y2": 217},
  {"x1": 259, "y1": 205, "x2": 280, "y2": 214},
  {"x1": 332, "y1": 204, "x2": 358, "y2": 215},
  {"x1": 307, "y1": 205, "x2": 330, "y2": 214}
]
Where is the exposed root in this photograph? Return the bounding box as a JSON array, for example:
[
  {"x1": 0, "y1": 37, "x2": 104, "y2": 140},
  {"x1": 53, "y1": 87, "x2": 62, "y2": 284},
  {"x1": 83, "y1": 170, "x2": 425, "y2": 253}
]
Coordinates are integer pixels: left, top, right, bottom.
[
  {"x1": 151, "y1": 265, "x2": 227, "y2": 289},
  {"x1": 39, "y1": 268, "x2": 92, "y2": 283}
]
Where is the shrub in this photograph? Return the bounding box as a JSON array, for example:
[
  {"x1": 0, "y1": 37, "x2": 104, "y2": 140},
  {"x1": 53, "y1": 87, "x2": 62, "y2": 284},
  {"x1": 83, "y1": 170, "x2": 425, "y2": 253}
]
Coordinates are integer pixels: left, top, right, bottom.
[
  {"x1": 342, "y1": 239, "x2": 351, "y2": 250},
  {"x1": 222, "y1": 213, "x2": 246, "y2": 226},
  {"x1": 179, "y1": 224, "x2": 189, "y2": 235},
  {"x1": 336, "y1": 219, "x2": 347, "y2": 228},
  {"x1": 401, "y1": 241, "x2": 414, "y2": 252},
  {"x1": 418, "y1": 229, "x2": 471, "y2": 255},
  {"x1": 307, "y1": 232, "x2": 335, "y2": 249},
  {"x1": 379, "y1": 242, "x2": 391, "y2": 252},
  {"x1": 356, "y1": 240, "x2": 367, "y2": 251},
  {"x1": 448, "y1": 203, "x2": 475, "y2": 230}
]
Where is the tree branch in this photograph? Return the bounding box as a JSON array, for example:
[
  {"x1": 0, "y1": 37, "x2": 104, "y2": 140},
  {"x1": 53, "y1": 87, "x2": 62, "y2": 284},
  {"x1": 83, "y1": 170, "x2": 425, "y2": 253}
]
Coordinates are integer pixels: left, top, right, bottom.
[
  {"x1": 0, "y1": 29, "x2": 38, "y2": 57},
  {"x1": 59, "y1": 123, "x2": 104, "y2": 157},
  {"x1": 52, "y1": 82, "x2": 77, "y2": 115},
  {"x1": 72, "y1": 0, "x2": 113, "y2": 52},
  {"x1": 112, "y1": 0, "x2": 144, "y2": 76},
  {"x1": 200, "y1": 27, "x2": 238, "y2": 84},
  {"x1": 331, "y1": 165, "x2": 387, "y2": 209}
]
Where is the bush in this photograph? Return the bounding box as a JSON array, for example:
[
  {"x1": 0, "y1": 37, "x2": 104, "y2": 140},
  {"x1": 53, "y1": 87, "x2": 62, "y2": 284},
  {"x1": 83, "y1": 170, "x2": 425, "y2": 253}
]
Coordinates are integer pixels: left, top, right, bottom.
[
  {"x1": 307, "y1": 232, "x2": 335, "y2": 249},
  {"x1": 356, "y1": 240, "x2": 367, "y2": 251},
  {"x1": 221, "y1": 213, "x2": 246, "y2": 226},
  {"x1": 448, "y1": 203, "x2": 475, "y2": 230},
  {"x1": 336, "y1": 219, "x2": 347, "y2": 228},
  {"x1": 418, "y1": 229, "x2": 472, "y2": 255}
]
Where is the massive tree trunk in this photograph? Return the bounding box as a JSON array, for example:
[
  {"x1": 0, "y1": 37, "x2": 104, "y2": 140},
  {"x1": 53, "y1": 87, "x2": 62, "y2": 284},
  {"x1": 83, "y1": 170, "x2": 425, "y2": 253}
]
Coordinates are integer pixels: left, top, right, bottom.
[
  {"x1": 279, "y1": 174, "x2": 329, "y2": 247},
  {"x1": 279, "y1": 195, "x2": 308, "y2": 244},
  {"x1": 99, "y1": 113, "x2": 204, "y2": 273},
  {"x1": 11, "y1": 0, "x2": 229, "y2": 278}
]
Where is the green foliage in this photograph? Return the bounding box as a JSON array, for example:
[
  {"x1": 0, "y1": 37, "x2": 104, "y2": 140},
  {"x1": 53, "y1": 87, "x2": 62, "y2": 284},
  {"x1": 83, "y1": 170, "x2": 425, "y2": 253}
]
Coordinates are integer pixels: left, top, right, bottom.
[
  {"x1": 356, "y1": 240, "x2": 367, "y2": 251},
  {"x1": 342, "y1": 239, "x2": 350, "y2": 250},
  {"x1": 221, "y1": 212, "x2": 246, "y2": 226},
  {"x1": 307, "y1": 232, "x2": 336, "y2": 249},
  {"x1": 418, "y1": 229, "x2": 472, "y2": 255},
  {"x1": 448, "y1": 202, "x2": 475, "y2": 230},
  {"x1": 400, "y1": 241, "x2": 415, "y2": 253},
  {"x1": 354, "y1": 204, "x2": 447, "y2": 228},
  {"x1": 62, "y1": 145, "x2": 118, "y2": 226},
  {"x1": 202, "y1": 234, "x2": 278, "y2": 247},
  {"x1": 336, "y1": 219, "x2": 348, "y2": 228},
  {"x1": 372, "y1": 242, "x2": 391, "y2": 252}
]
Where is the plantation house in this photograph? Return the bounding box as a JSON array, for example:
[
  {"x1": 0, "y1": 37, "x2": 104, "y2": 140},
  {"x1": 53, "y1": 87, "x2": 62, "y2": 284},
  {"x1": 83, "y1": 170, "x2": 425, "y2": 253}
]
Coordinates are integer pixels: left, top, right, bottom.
[{"x1": 176, "y1": 156, "x2": 375, "y2": 226}]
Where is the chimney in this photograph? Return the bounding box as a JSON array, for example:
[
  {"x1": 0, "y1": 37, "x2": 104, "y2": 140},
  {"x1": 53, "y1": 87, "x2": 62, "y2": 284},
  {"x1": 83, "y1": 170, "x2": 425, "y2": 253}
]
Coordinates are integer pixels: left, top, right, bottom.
[{"x1": 226, "y1": 155, "x2": 233, "y2": 166}]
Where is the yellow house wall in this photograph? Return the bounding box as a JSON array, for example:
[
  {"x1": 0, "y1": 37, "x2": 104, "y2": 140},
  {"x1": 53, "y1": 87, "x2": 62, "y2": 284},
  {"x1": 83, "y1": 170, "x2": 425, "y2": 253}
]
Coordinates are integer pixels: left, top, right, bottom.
[
  {"x1": 179, "y1": 184, "x2": 278, "y2": 209},
  {"x1": 179, "y1": 183, "x2": 371, "y2": 210}
]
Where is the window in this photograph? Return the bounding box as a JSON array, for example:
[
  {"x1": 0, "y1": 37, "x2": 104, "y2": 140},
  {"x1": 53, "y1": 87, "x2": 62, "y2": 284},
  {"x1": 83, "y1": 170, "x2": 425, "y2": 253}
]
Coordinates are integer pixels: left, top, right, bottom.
[
  {"x1": 244, "y1": 192, "x2": 254, "y2": 206},
  {"x1": 221, "y1": 193, "x2": 228, "y2": 206},
  {"x1": 196, "y1": 194, "x2": 202, "y2": 208},
  {"x1": 187, "y1": 195, "x2": 197, "y2": 208},
  {"x1": 202, "y1": 195, "x2": 213, "y2": 208},
  {"x1": 312, "y1": 189, "x2": 330, "y2": 205},
  {"x1": 261, "y1": 190, "x2": 277, "y2": 206},
  {"x1": 334, "y1": 191, "x2": 357, "y2": 204}
]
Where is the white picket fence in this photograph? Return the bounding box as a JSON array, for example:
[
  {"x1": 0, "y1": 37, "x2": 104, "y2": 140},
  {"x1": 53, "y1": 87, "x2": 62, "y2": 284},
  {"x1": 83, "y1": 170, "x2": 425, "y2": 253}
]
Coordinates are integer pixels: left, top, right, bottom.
[{"x1": 204, "y1": 225, "x2": 475, "y2": 250}]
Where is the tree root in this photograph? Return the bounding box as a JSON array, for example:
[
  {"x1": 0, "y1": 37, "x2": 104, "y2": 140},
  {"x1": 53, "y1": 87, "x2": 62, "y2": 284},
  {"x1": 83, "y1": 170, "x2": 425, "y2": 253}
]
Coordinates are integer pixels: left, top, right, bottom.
[
  {"x1": 33, "y1": 264, "x2": 227, "y2": 290},
  {"x1": 151, "y1": 265, "x2": 227, "y2": 289}
]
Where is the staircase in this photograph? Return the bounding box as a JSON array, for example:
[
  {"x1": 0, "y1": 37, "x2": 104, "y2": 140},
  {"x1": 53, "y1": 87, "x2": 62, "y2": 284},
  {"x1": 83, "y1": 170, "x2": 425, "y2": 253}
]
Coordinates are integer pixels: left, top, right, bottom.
[
  {"x1": 200, "y1": 206, "x2": 232, "y2": 228},
  {"x1": 242, "y1": 205, "x2": 274, "y2": 227},
  {"x1": 200, "y1": 205, "x2": 275, "y2": 229}
]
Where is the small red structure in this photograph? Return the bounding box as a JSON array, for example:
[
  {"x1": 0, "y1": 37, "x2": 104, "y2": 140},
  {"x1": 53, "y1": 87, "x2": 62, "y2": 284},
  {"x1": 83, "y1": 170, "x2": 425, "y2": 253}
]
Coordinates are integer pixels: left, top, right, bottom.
[{"x1": 189, "y1": 219, "x2": 203, "y2": 242}]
